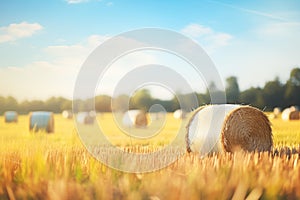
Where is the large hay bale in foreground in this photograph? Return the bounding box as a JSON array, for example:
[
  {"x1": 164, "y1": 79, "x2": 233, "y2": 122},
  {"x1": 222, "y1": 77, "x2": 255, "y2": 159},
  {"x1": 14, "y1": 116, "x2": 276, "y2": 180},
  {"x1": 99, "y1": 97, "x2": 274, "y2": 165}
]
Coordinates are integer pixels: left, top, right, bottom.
[
  {"x1": 281, "y1": 107, "x2": 300, "y2": 121},
  {"x1": 122, "y1": 110, "x2": 148, "y2": 128},
  {"x1": 4, "y1": 111, "x2": 18, "y2": 123},
  {"x1": 29, "y1": 111, "x2": 54, "y2": 133},
  {"x1": 62, "y1": 110, "x2": 73, "y2": 119},
  {"x1": 186, "y1": 104, "x2": 272, "y2": 155},
  {"x1": 76, "y1": 112, "x2": 96, "y2": 125}
]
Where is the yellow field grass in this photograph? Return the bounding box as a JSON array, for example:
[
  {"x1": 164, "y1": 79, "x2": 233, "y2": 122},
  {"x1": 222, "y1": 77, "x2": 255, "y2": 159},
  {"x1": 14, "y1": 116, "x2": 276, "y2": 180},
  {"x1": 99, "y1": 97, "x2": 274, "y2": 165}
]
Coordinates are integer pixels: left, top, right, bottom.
[{"x1": 0, "y1": 113, "x2": 300, "y2": 199}]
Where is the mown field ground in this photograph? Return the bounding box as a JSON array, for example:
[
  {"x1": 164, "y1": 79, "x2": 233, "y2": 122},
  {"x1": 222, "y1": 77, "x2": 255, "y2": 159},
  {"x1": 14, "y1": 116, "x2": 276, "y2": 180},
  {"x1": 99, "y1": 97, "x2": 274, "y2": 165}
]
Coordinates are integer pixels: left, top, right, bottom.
[{"x1": 0, "y1": 113, "x2": 300, "y2": 200}]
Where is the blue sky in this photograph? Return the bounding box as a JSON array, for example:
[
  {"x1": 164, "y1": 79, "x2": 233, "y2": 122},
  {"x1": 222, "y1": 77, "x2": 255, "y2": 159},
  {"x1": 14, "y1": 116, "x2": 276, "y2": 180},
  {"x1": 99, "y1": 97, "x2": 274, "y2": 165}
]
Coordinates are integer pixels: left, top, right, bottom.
[{"x1": 0, "y1": 0, "x2": 300, "y2": 100}]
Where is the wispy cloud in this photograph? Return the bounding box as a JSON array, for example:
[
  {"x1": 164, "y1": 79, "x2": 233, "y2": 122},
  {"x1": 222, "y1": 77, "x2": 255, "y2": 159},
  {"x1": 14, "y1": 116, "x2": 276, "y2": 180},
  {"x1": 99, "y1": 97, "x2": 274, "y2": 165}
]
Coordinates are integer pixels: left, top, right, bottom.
[
  {"x1": 44, "y1": 34, "x2": 109, "y2": 60},
  {"x1": 181, "y1": 24, "x2": 212, "y2": 37},
  {"x1": 235, "y1": 7, "x2": 288, "y2": 22},
  {"x1": 0, "y1": 22, "x2": 43, "y2": 43},
  {"x1": 207, "y1": 0, "x2": 290, "y2": 22},
  {"x1": 181, "y1": 23, "x2": 232, "y2": 53}
]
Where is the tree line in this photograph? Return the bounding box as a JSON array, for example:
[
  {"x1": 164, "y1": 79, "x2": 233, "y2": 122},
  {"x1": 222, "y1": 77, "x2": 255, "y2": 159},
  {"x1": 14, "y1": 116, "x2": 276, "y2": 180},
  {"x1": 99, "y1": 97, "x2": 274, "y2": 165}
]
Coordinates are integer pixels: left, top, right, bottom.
[{"x1": 1, "y1": 68, "x2": 299, "y2": 115}]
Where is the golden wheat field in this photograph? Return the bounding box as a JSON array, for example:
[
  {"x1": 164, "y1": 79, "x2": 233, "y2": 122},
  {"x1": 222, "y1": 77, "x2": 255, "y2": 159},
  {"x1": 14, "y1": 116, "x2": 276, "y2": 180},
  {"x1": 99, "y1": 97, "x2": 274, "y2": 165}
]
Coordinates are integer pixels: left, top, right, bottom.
[{"x1": 0, "y1": 113, "x2": 300, "y2": 200}]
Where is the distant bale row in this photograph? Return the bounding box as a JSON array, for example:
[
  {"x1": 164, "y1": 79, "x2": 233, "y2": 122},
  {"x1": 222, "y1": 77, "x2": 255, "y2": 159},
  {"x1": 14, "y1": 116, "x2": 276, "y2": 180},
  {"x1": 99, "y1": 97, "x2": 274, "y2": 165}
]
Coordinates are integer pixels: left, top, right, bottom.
[
  {"x1": 4, "y1": 111, "x2": 18, "y2": 123},
  {"x1": 29, "y1": 111, "x2": 54, "y2": 133},
  {"x1": 186, "y1": 104, "x2": 273, "y2": 155},
  {"x1": 121, "y1": 109, "x2": 189, "y2": 128}
]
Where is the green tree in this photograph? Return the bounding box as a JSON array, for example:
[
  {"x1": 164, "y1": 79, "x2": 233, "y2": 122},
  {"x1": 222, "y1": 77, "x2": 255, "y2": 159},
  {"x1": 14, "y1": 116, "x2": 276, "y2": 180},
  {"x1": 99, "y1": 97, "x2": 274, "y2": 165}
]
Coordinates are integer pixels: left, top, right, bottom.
[
  {"x1": 60, "y1": 99, "x2": 72, "y2": 111},
  {"x1": 112, "y1": 95, "x2": 130, "y2": 112},
  {"x1": 262, "y1": 77, "x2": 285, "y2": 109},
  {"x1": 18, "y1": 100, "x2": 29, "y2": 114},
  {"x1": 206, "y1": 81, "x2": 226, "y2": 104},
  {"x1": 170, "y1": 96, "x2": 180, "y2": 112},
  {"x1": 44, "y1": 97, "x2": 71, "y2": 113},
  {"x1": 0, "y1": 96, "x2": 5, "y2": 114},
  {"x1": 225, "y1": 76, "x2": 240, "y2": 103},
  {"x1": 197, "y1": 93, "x2": 210, "y2": 106},
  {"x1": 130, "y1": 89, "x2": 153, "y2": 111},
  {"x1": 176, "y1": 93, "x2": 199, "y2": 111},
  {"x1": 27, "y1": 100, "x2": 45, "y2": 112},
  {"x1": 4, "y1": 96, "x2": 18, "y2": 111},
  {"x1": 240, "y1": 87, "x2": 265, "y2": 109},
  {"x1": 285, "y1": 67, "x2": 300, "y2": 106},
  {"x1": 95, "y1": 95, "x2": 112, "y2": 112},
  {"x1": 289, "y1": 67, "x2": 300, "y2": 86}
]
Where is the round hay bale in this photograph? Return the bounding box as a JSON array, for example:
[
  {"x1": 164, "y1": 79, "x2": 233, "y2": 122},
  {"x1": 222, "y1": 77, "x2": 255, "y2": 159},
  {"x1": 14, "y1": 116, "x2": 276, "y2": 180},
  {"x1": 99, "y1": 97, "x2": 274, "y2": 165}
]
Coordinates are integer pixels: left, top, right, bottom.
[
  {"x1": 281, "y1": 108, "x2": 290, "y2": 121},
  {"x1": 4, "y1": 111, "x2": 18, "y2": 123},
  {"x1": 76, "y1": 112, "x2": 96, "y2": 125},
  {"x1": 29, "y1": 111, "x2": 54, "y2": 133},
  {"x1": 62, "y1": 110, "x2": 73, "y2": 119},
  {"x1": 290, "y1": 110, "x2": 300, "y2": 120},
  {"x1": 273, "y1": 107, "x2": 281, "y2": 118},
  {"x1": 122, "y1": 110, "x2": 148, "y2": 128},
  {"x1": 282, "y1": 107, "x2": 300, "y2": 121},
  {"x1": 173, "y1": 109, "x2": 186, "y2": 119},
  {"x1": 186, "y1": 104, "x2": 272, "y2": 155}
]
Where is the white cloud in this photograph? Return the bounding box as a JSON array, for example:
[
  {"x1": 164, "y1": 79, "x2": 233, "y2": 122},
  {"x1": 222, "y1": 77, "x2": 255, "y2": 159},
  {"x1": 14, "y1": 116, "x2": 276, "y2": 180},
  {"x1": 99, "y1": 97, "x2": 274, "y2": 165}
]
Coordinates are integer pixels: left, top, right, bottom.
[
  {"x1": 87, "y1": 34, "x2": 109, "y2": 47},
  {"x1": 181, "y1": 23, "x2": 233, "y2": 53},
  {"x1": 43, "y1": 35, "x2": 110, "y2": 72},
  {"x1": 65, "y1": 0, "x2": 106, "y2": 4},
  {"x1": 206, "y1": 33, "x2": 232, "y2": 50},
  {"x1": 181, "y1": 23, "x2": 212, "y2": 37},
  {"x1": 256, "y1": 22, "x2": 300, "y2": 38},
  {"x1": 65, "y1": 0, "x2": 89, "y2": 4},
  {"x1": 0, "y1": 22, "x2": 43, "y2": 43},
  {"x1": 46, "y1": 35, "x2": 109, "y2": 55},
  {"x1": 106, "y1": 2, "x2": 113, "y2": 7}
]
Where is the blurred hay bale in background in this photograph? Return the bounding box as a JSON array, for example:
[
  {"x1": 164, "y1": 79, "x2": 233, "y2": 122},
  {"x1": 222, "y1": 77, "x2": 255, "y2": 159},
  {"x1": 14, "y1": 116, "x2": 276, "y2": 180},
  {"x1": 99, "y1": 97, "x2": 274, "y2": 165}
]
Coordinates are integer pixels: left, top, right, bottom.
[
  {"x1": 62, "y1": 110, "x2": 73, "y2": 119},
  {"x1": 29, "y1": 111, "x2": 54, "y2": 133},
  {"x1": 173, "y1": 109, "x2": 186, "y2": 119},
  {"x1": 122, "y1": 110, "x2": 148, "y2": 128},
  {"x1": 4, "y1": 111, "x2": 18, "y2": 123},
  {"x1": 76, "y1": 112, "x2": 96, "y2": 125},
  {"x1": 282, "y1": 106, "x2": 300, "y2": 121}
]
